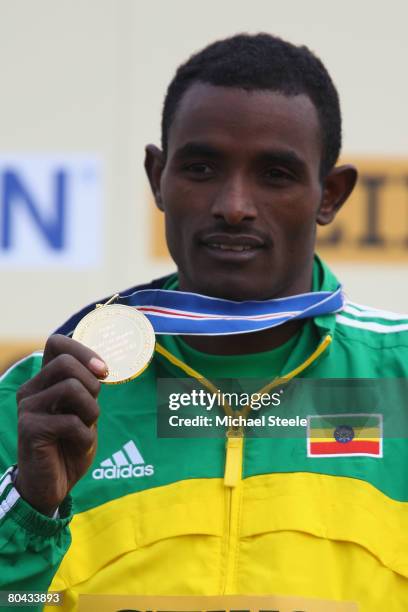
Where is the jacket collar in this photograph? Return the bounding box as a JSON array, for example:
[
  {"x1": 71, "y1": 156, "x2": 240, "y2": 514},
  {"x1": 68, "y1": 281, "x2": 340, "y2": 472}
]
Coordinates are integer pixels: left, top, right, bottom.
[{"x1": 311, "y1": 254, "x2": 340, "y2": 342}]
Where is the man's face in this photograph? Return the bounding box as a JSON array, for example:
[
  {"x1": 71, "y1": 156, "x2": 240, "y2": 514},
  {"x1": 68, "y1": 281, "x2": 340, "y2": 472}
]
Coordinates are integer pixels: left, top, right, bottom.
[{"x1": 155, "y1": 83, "x2": 325, "y2": 300}]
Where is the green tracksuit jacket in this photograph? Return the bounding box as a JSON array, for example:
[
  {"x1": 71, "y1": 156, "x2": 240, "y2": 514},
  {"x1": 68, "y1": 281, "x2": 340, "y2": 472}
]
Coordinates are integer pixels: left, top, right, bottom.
[{"x1": 1, "y1": 256, "x2": 408, "y2": 611}]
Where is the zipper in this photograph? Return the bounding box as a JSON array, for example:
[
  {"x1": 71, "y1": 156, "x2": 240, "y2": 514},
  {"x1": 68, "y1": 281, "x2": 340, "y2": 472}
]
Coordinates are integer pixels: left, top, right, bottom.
[
  {"x1": 154, "y1": 333, "x2": 333, "y2": 595},
  {"x1": 224, "y1": 429, "x2": 243, "y2": 487},
  {"x1": 221, "y1": 427, "x2": 244, "y2": 594}
]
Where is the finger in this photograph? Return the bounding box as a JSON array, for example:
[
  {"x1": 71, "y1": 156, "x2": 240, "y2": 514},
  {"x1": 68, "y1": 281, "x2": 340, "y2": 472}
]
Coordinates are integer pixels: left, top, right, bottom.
[
  {"x1": 19, "y1": 379, "x2": 100, "y2": 426},
  {"x1": 19, "y1": 412, "x2": 96, "y2": 455},
  {"x1": 18, "y1": 353, "x2": 102, "y2": 401},
  {"x1": 42, "y1": 334, "x2": 107, "y2": 377}
]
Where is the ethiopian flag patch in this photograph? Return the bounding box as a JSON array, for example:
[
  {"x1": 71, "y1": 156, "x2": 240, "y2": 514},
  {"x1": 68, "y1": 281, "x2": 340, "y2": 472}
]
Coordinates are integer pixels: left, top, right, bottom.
[{"x1": 307, "y1": 413, "x2": 383, "y2": 458}]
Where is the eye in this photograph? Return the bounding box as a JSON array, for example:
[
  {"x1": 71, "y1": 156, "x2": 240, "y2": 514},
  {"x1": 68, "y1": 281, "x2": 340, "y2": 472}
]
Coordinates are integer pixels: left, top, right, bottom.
[
  {"x1": 263, "y1": 167, "x2": 295, "y2": 184},
  {"x1": 183, "y1": 162, "x2": 215, "y2": 177}
]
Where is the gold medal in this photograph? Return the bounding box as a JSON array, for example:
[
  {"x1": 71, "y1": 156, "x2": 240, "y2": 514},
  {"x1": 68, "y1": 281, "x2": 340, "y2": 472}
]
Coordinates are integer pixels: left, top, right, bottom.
[{"x1": 73, "y1": 299, "x2": 156, "y2": 384}]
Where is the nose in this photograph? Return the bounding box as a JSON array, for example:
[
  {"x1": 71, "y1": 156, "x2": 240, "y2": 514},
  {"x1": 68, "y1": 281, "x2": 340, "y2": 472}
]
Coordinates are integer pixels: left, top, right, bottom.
[{"x1": 210, "y1": 175, "x2": 257, "y2": 225}]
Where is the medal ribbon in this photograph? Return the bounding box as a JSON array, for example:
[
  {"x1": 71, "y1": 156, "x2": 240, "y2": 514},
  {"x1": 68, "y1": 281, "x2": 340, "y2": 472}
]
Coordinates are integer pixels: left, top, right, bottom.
[{"x1": 119, "y1": 286, "x2": 344, "y2": 335}]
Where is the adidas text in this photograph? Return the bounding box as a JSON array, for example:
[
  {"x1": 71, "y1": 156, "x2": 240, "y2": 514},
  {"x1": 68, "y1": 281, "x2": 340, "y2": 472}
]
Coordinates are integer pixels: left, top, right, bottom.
[
  {"x1": 93, "y1": 440, "x2": 154, "y2": 480},
  {"x1": 92, "y1": 464, "x2": 154, "y2": 480}
]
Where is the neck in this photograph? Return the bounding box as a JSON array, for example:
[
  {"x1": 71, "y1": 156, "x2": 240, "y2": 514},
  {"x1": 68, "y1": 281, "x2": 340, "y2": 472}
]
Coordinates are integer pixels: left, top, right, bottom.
[
  {"x1": 177, "y1": 265, "x2": 315, "y2": 356},
  {"x1": 179, "y1": 270, "x2": 313, "y2": 355},
  {"x1": 181, "y1": 318, "x2": 304, "y2": 356}
]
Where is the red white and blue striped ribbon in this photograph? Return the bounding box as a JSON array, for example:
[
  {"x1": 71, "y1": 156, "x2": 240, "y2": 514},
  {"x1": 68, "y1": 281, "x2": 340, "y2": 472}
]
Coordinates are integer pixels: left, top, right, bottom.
[{"x1": 118, "y1": 286, "x2": 344, "y2": 335}]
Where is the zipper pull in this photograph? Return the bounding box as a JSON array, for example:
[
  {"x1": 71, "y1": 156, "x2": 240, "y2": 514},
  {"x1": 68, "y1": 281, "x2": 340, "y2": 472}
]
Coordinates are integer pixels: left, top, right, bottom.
[{"x1": 224, "y1": 427, "x2": 243, "y2": 488}]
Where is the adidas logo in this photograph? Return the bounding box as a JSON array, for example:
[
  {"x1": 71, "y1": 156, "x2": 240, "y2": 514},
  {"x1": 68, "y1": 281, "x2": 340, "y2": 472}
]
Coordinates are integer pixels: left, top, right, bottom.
[{"x1": 92, "y1": 440, "x2": 154, "y2": 480}]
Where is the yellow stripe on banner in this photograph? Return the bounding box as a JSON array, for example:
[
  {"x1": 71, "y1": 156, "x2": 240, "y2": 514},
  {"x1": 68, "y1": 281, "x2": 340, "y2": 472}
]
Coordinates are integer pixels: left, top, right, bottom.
[
  {"x1": 0, "y1": 340, "x2": 44, "y2": 374},
  {"x1": 77, "y1": 593, "x2": 358, "y2": 612}
]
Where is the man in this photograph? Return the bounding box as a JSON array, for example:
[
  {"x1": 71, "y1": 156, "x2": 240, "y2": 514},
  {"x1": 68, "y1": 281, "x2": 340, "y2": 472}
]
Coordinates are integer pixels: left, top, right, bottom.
[{"x1": 1, "y1": 33, "x2": 408, "y2": 611}]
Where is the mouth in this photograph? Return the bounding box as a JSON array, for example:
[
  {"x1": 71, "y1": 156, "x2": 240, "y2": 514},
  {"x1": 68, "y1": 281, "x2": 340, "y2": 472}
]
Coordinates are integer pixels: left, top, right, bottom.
[
  {"x1": 200, "y1": 233, "x2": 265, "y2": 261},
  {"x1": 206, "y1": 243, "x2": 256, "y2": 252}
]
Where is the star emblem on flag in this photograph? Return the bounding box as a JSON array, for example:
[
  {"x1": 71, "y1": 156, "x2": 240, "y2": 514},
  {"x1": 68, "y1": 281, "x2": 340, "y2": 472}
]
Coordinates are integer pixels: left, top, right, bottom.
[{"x1": 334, "y1": 425, "x2": 355, "y2": 444}]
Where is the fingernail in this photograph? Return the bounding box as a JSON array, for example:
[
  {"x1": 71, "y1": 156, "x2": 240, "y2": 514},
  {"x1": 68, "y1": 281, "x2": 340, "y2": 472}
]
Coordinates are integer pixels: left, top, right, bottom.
[{"x1": 89, "y1": 357, "x2": 108, "y2": 377}]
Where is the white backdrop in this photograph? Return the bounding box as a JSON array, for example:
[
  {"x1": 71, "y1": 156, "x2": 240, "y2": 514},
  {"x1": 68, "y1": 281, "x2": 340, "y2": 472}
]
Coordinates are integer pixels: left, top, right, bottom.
[{"x1": 1, "y1": 0, "x2": 407, "y2": 339}]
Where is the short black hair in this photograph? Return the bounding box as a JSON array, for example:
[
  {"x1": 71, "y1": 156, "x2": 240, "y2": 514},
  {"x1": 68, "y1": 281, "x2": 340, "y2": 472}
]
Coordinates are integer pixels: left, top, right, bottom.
[{"x1": 161, "y1": 33, "x2": 342, "y2": 177}]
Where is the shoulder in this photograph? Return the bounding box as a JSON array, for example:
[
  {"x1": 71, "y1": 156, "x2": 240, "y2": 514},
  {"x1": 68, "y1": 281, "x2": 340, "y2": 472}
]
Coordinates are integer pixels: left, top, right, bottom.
[
  {"x1": 335, "y1": 299, "x2": 408, "y2": 349},
  {"x1": 0, "y1": 351, "x2": 43, "y2": 389}
]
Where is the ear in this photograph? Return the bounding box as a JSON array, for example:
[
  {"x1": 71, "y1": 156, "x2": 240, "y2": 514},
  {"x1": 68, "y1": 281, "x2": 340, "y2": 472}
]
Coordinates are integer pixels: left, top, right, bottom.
[
  {"x1": 144, "y1": 144, "x2": 165, "y2": 211},
  {"x1": 317, "y1": 164, "x2": 358, "y2": 226}
]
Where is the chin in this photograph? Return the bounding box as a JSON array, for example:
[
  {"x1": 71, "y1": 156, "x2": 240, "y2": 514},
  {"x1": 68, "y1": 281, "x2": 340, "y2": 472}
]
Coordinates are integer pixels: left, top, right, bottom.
[
  {"x1": 180, "y1": 261, "x2": 286, "y2": 301},
  {"x1": 194, "y1": 279, "x2": 274, "y2": 302}
]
